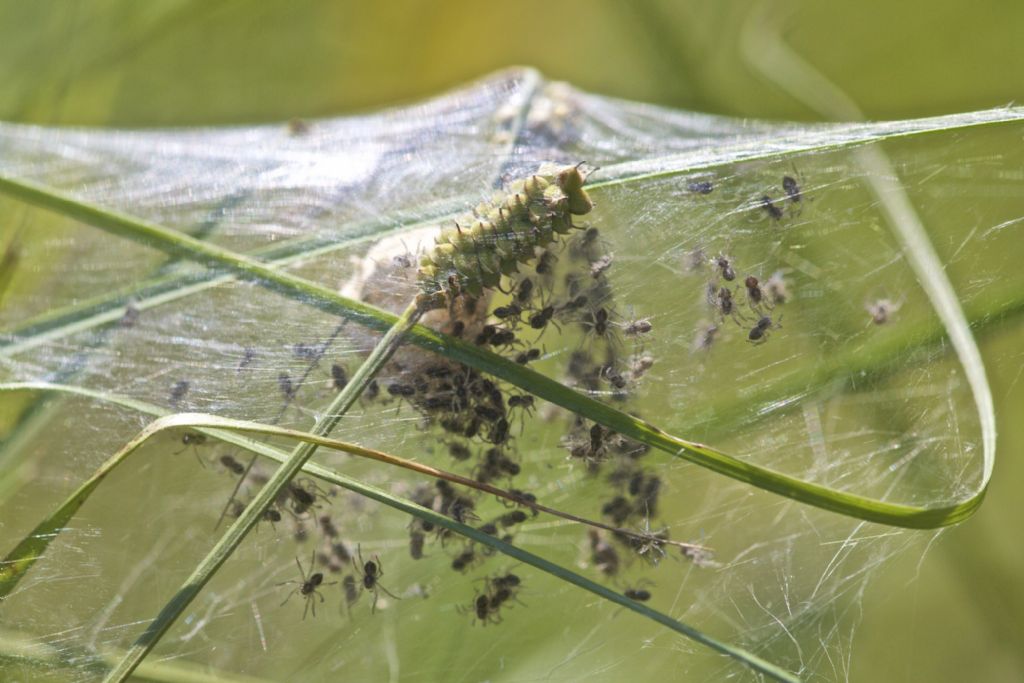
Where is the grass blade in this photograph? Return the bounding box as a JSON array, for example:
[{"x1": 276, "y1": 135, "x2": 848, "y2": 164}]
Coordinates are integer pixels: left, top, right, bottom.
[
  {"x1": 0, "y1": 381, "x2": 705, "y2": 594},
  {"x1": 0, "y1": 383, "x2": 796, "y2": 683},
  {"x1": 0, "y1": 172, "x2": 993, "y2": 529},
  {"x1": 0, "y1": 627, "x2": 274, "y2": 683},
  {"x1": 101, "y1": 300, "x2": 423, "y2": 682}
]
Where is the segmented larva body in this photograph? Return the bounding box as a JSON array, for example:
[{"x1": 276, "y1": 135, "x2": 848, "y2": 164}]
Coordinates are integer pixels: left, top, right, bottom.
[{"x1": 418, "y1": 164, "x2": 594, "y2": 305}]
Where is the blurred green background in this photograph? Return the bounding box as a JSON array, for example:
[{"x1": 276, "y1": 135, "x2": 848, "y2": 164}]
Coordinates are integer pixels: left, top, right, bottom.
[{"x1": 1, "y1": 1, "x2": 1021, "y2": 681}]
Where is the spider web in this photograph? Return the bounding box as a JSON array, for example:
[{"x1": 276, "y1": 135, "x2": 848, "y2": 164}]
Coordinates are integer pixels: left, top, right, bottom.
[{"x1": 0, "y1": 69, "x2": 1017, "y2": 682}]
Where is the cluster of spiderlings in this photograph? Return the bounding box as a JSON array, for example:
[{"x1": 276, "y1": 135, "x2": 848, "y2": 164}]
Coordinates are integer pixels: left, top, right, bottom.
[
  {"x1": 382, "y1": 360, "x2": 519, "y2": 447},
  {"x1": 679, "y1": 172, "x2": 806, "y2": 349},
  {"x1": 692, "y1": 251, "x2": 790, "y2": 347},
  {"x1": 461, "y1": 572, "x2": 523, "y2": 626},
  {"x1": 280, "y1": 543, "x2": 399, "y2": 617},
  {"x1": 176, "y1": 333, "x2": 423, "y2": 619},
  {"x1": 466, "y1": 200, "x2": 686, "y2": 582},
  {"x1": 406, "y1": 477, "x2": 532, "y2": 579},
  {"x1": 331, "y1": 285, "x2": 553, "y2": 620},
  {"x1": 356, "y1": 170, "x2": 660, "y2": 618},
  {"x1": 219, "y1": 459, "x2": 342, "y2": 542},
  {"x1": 214, "y1": 341, "x2": 362, "y2": 589},
  {"x1": 225, "y1": 463, "x2": 392, "y2": 617},
  {"x1": 417, "y1": 163, "x2": 594, "y2": 305},
  {"x1": 308, "y1": 519, "x2": 377, "y2": 617},
  {"x1": 758, "y1": 173, "x2": 803, "y2": 221},
  {"x1": 560, "y1": 413, "x2": 669, "y2": 563},
  {"x1": 531, "y1": 241, "x2": 681, "y2": 583},
  {"x1": 208, "y1": 163, "x2": 718, "y2": 623}
]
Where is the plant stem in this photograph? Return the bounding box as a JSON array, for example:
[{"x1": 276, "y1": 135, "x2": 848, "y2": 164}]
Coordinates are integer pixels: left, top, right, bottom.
[
  {"x1": 0, "y1": 388, "x2": 796, "y2": 683},
  {"x1": 0, "y1": 173, "x2": 991, "y2": 529},
  {"x1": 101, "y1": 302, "x2": 422, "y2": 683},
  {"x1": 0, "y1": 627, "x2": 273, "y2": 683}
]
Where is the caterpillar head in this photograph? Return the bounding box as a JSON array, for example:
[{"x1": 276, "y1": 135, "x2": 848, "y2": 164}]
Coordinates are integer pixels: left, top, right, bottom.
[{"x1": 552, "y1": 163, "x2": 594, "y2": 216}]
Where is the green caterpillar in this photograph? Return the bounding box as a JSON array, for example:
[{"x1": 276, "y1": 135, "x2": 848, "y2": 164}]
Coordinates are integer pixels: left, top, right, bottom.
[{"x1": 418, "y1": 163, "x2": 594, "y2": 306}]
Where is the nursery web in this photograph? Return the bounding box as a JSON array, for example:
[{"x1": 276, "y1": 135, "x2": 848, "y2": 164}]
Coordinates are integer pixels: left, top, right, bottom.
[{"x1": 0, "y1": 70, "x2": 1017, "y2": 682}]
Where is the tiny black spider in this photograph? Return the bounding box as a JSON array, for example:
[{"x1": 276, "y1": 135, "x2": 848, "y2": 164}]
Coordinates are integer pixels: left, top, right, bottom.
[
  {"x1": 782, "y1": 175, "x2": 801, "y2": 203},
  {"x1": 278, "y1": 551, "x2": 336, "y2": 619},
  {"x1": 219, "y1": 454, "x2": 245, "y2": 476},
  {"x1": 714, "y1": 255, "x2": 736, "y2": 281},
  {"x1": 353, "y1": 545, "x2": 400, "y2": 612},
  {"x1": 747, "y1": 315, "x2": 777, "y2": 344},
  {"x1": 514, "y1": 348, "x2": 542, "y2": 365},
  {"x1": 687, "y1": 180, "x2": 714, "y2": 195},
  {"x1": 624, "y1": 587, "x2": 651, "y2": 602},
  {"x1": 759, "y1": 195, "x2": 783, "y2": 220},
  {"x1": 169, "y1": 380, "x2": 190, "y2": 406},
  {"x1": 330, "y1": 363, "x2": 348, "y2": 391}
]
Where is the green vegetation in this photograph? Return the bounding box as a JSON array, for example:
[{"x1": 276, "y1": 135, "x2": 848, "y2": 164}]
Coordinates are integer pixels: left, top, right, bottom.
[{"x1": 1, "y1": 4, "x2": 1022, "y2": 682}]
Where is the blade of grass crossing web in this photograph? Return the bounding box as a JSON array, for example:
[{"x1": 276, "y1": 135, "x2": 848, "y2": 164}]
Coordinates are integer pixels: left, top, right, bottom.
[{"x1": 0, "y1": 383, "x2": 797, "y2": 683}]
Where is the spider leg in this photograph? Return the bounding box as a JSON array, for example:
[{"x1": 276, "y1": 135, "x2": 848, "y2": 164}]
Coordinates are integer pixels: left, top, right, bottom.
[
  {"x1": 376, "y1": 582, "x2": 401, "y2": 601},
  {"x1": 279, "y1": 586, "x2": 298, "y2": 606}
]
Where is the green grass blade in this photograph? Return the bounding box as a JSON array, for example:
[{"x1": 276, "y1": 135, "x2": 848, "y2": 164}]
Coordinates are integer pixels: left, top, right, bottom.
[
  {"x1": 0, "y1": 172, "x2": 993, "y2": 529},
  {"x1": 742, "y1": 30, "x2": 997, "y2": 537},
  {"x1": 0, "y1": 383, "x2": 797, "y2": 683},
  {"x1": 0, "y1": 197, "x2": 480, "y2": 351},
  {"x1": 0, "y1": 627, "x2": 274, "y2": 683},
  {"x1": 0, "y1": 380, "x2": 703, "y2": 591},
  {"x1": 101, "y1": 301, "x2": 423, "y2": 682},
  {"x1": 0, "y1": 70, "x2": 540, "y2": 345}
]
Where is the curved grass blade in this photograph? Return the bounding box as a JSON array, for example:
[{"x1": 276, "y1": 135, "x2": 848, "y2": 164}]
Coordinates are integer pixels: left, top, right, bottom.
[
  {"x1": 0, "y1": 380, "x2": 704, "y2": 594},
  {"x1": 0, "y1": 626, "x2": 274, "y2": 683},
  {"x1": 0, "y1": 388, "x2": 796, "y2": 683},
  {"x1": 740, "y1": 17, "x2": 998, "y2": 512},
  {"x1": 3, "y1": 175, "x2": 1022, "y2": 507},
  {"x1": 0, "y1": 78, "x2": 543, "y2": 509},
  {"x1": 0, "y1": 170, "x2": 995, "y2": 529},
  {"x1": 101, "y1": 300, "x2": 423, "y2": 682}
]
